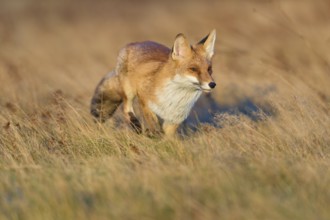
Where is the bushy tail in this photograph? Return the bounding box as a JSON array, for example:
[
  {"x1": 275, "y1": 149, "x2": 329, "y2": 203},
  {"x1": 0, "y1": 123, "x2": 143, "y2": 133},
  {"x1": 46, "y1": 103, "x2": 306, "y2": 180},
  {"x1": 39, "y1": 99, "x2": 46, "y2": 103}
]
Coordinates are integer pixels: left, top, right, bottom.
[{"x1": 90, "y1": 71, "x2": 123, "y2": 122}]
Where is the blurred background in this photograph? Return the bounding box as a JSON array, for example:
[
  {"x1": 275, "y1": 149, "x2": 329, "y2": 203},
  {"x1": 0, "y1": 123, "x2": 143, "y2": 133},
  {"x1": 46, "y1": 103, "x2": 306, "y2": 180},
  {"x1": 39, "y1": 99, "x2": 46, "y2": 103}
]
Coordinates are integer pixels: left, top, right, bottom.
[{"x1": 0, "y1": 0, "x2": 329, "y2": 120}]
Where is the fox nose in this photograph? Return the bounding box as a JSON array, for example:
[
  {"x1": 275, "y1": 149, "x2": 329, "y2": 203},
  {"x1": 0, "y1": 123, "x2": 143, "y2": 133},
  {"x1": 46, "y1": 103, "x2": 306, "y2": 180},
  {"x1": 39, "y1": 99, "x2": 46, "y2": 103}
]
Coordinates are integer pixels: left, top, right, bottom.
[{"x1": 209, "y1": 82, "x2": 216, "y2": 89}]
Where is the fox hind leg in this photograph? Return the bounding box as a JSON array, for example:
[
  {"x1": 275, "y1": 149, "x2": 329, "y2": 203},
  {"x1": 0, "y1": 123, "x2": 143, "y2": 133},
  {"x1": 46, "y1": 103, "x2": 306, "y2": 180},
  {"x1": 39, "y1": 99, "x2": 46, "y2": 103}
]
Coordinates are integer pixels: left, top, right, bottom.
[{"x1": 122, "y1": 92, "x2": 142, "y2": 134}]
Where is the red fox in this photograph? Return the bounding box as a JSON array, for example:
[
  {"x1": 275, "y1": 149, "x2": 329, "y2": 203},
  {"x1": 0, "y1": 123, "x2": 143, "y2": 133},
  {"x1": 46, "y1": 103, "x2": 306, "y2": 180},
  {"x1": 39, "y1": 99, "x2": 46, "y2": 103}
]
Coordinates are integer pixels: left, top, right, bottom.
[{"x1": 91, "y1": 30, "x2": 217, "y2": 136}]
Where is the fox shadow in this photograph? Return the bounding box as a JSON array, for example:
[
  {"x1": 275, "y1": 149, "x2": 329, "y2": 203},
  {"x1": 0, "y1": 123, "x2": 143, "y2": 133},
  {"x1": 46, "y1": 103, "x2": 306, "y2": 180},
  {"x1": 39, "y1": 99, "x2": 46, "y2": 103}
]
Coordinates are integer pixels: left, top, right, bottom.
[
  {"x1": 181, "y1": 93, "x2": 273, "y2": 133},
  {"x1": 110, "y1": 90, "x2": 274, "y2": 135}
]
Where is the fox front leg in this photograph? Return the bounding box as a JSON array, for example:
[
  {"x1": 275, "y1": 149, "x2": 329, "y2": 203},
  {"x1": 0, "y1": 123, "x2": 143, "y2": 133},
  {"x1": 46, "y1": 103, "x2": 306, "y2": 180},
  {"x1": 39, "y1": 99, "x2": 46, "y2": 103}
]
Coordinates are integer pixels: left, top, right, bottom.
[
  {"x1": 140, "y1": 102, "x2": 162, "y2": 137},
  {"x1": 162, "y1": 122, "x2": 179, "y2": 137}
]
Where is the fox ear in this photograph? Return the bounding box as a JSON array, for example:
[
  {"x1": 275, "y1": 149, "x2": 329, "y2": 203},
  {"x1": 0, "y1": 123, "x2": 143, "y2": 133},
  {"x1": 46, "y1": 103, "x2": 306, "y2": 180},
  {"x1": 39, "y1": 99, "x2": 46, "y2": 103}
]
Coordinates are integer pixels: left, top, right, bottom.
[
  {"x1": 172, "y1": 34, "x2": 191, "y2": 61},
  {"x1": 198, "y1": 29, "x2": 216, "y2": 60}
]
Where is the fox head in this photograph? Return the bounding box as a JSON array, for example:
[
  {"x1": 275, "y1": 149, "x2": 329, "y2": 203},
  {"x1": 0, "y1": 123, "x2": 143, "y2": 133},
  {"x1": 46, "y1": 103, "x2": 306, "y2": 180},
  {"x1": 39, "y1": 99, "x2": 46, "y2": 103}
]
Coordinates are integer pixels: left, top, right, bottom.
[{"x1": 171, "y1": 29, "x2": 216, "y2": 93}]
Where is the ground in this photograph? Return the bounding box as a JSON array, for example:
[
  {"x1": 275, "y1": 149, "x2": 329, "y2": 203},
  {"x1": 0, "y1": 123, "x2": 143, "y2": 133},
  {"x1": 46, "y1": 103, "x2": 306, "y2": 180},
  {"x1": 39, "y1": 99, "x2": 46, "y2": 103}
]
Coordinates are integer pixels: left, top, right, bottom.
[{"x1": 0, "y1": 0, "x2": 330, "y2": 219}]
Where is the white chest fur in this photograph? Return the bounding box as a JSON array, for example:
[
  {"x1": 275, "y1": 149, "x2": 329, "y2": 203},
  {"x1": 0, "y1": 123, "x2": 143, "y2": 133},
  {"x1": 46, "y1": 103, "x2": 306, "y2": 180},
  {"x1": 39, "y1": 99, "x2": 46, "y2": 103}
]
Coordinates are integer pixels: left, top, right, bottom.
[{"x1": 149, "y1": 74, "x2": 202, "y2": 124}]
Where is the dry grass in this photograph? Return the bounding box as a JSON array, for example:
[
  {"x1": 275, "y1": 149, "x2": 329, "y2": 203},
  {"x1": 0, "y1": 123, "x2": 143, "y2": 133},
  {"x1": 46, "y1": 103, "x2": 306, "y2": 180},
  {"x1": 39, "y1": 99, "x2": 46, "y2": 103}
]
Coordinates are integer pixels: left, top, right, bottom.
[{"x1": 1, "y1": 0, "x2": 330, "y2": 219}]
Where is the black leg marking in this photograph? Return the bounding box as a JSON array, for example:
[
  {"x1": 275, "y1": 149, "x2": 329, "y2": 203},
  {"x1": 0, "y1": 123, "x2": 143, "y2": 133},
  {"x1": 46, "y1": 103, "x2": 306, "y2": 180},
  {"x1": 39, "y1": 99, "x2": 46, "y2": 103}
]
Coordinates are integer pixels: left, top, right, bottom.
[{"x1": 128, "y1": 112, "x2": 142, "y2": 134}]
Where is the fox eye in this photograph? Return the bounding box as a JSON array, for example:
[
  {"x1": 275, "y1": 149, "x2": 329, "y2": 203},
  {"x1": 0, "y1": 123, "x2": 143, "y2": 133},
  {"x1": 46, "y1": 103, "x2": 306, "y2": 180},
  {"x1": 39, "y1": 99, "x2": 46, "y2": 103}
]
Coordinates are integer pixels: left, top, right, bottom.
[
  {"x1": 208, "y1": 66, "x2": 213, "y2": 74},
  {"x1": 189, "y1": 67, "x2": 199, "y2": 72}
]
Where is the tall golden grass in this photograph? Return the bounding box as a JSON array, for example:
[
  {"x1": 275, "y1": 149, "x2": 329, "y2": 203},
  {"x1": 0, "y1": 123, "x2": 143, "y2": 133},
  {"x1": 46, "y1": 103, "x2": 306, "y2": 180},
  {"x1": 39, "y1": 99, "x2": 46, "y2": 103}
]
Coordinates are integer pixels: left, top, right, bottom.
[{"x1": 1, "y1": 0, "x2": 329, "y2": 219}]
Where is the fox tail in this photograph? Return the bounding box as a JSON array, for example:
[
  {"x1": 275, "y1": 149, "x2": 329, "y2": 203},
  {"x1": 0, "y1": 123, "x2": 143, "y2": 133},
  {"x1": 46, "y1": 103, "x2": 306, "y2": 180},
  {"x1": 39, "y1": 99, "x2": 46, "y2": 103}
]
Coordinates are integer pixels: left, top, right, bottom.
[{"x1": 90, "y1": 71, "x2": 123, "y2": 122}]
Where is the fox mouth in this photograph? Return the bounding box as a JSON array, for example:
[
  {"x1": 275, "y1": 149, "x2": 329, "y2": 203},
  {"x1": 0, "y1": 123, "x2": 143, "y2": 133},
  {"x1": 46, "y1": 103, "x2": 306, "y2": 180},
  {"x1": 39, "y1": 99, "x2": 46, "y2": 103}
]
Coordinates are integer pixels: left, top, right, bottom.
[
  {"x1": 192, "y1": 83, "x2": 212, "y2": 93},
  {"x1": 202, "y1": 89, "x2": 212, "y2": 93}
]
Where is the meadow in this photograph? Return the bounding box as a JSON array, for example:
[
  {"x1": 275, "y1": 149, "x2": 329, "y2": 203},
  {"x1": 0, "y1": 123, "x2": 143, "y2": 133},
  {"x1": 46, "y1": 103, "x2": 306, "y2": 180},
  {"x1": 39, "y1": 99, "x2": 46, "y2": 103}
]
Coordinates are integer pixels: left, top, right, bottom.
[{"x1": 0, "y1": 0, "x2": 329, "y2": 219}]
